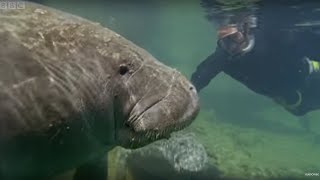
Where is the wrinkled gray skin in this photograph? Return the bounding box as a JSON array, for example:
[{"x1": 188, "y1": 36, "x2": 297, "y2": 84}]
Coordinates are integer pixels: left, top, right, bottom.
[{"x1": 0, "y1": 2, "x2": 199, "y2": 179}]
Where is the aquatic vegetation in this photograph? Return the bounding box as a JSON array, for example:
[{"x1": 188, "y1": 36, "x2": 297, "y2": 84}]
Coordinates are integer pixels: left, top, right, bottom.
[{"x1": 189, "y1": 109, "x2": 320, "y2": 179}]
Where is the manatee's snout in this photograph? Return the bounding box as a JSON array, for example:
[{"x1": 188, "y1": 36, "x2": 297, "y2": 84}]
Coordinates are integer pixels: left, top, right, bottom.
[
  {"x1": 133, "y1": 72, "x2": 199, "y2": 133},
  {"x1": 124, "y1": 70, "x2": 200, "y2": 147}
]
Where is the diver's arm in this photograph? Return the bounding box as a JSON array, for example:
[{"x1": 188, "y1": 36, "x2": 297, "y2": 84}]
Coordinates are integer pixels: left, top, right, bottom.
[{"x1": 191, "y1": 47, "x2": 227, "y2": 92}]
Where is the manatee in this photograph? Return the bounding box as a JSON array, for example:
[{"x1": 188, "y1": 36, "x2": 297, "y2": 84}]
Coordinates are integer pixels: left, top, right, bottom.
[{"x1": 0, "y1": 2, "x2": 199, "y2": 180}]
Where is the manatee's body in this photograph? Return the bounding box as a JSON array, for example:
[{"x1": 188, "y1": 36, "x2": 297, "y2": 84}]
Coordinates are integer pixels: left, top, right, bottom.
[{"x1": 0, "y1": 2, "x2": 199, "y2": 179}]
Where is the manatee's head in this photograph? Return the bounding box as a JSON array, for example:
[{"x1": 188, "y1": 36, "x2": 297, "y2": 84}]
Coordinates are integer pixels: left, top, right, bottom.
[{"x1": 113, "y1": 53, "x2": 200, "y2": 149}]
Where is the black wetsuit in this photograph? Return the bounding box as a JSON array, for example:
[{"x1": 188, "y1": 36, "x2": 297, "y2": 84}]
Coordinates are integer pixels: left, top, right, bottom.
[{"x1": 191, "y1": 27, "x2": 320, "y2": 116}]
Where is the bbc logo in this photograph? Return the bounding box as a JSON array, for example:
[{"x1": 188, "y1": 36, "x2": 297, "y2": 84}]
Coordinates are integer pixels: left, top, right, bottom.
[{"x1": 0, "y1": 1, "x2": 25, "y2": 9}]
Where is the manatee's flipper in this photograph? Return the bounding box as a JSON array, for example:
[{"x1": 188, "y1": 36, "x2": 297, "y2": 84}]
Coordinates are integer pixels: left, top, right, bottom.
[{"x1": 73, "y1": 157, "x2": 108, "y2": 180}]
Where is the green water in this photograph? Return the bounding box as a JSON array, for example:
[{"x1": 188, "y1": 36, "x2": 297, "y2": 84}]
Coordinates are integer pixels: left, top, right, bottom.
[{"x1": 37, "y1": 0, "x2": 320, "y2": 179}]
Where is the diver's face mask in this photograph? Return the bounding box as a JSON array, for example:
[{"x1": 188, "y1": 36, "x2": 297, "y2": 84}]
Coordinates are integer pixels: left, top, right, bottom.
[{"x1": 217, "y1": 16, "x2": 256, "y2": 57}]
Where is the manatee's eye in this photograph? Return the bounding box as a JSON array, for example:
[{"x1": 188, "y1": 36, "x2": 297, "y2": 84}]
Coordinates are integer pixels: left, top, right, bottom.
[{"x1": 119, "y1": 64, "x2": 129, "y2": 75}]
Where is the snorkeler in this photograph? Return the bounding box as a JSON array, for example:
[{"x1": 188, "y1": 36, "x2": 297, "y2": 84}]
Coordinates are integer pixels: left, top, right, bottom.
[{"x1": 191, "y1": 2, "x2": 320, "y2": 129}]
